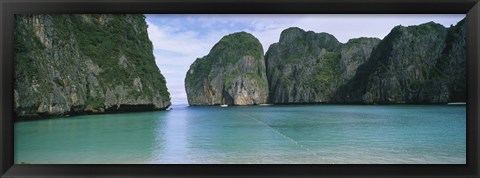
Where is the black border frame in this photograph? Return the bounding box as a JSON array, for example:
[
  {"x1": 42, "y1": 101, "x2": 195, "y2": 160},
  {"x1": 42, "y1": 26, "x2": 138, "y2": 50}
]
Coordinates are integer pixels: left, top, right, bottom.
[{"x1": 1, "y1": 0, "x2": 479, "y2": 177}]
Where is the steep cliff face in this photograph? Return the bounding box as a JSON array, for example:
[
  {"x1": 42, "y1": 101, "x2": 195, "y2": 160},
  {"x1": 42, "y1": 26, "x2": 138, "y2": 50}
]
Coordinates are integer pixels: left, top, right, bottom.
[
  {"x1": 265, "y1": 27, "x2": 380, "y2": 103},
  {"x1": 334, "y1": 20, "x2": 466, "y2": 104},
  {"x1": 185, "y1": 32, "x2": 268, "y2": 106},
  {"x1": 437, "y1": 19, "x2": 466, "y2": 102},
  {"x1": 14, "y1": 14, "x2": 171, "y2": 120}
]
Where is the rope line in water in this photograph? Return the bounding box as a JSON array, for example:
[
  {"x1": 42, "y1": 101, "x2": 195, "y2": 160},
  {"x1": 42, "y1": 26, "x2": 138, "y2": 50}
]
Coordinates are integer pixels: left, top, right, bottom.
[{"x1": 237, "y1": 112, "x2": 326, "y2": 162}]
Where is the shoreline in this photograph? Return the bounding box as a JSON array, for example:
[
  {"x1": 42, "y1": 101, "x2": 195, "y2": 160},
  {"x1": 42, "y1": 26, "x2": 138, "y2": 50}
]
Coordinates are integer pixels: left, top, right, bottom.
[
  {"x1": 16, "y1": 102, "x2": 466, "y2": 122},
  {"x1": 185, "y1": 102, "x2": 467, "y2": 107},
  {"x1": 15, "y1": 104, "x2": 171, "y2": 122}
]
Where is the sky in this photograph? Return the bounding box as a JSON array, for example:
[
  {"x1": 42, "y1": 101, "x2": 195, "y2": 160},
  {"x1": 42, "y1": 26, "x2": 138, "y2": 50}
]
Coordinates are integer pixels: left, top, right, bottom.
[{"x1": 145, "y1": 14, "x2": 465, "y2": 105}]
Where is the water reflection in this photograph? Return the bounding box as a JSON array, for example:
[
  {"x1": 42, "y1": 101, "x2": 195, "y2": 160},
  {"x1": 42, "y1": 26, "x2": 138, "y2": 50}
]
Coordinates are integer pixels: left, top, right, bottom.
[{"x1": 153, "y1": 106, "x2": 190, "y2": 163}]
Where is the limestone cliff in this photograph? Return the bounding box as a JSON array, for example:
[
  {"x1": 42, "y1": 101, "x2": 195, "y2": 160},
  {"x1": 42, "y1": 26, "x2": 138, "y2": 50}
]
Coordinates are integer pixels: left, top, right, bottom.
[
  {"x1": 185, "y1": 32, "x2": 268, "y2": 106},
  {"x1": 334, "y1": 20, "x2": 466, "y2": 104},
  {"x1": 14, "y1": 14, "x2": 171, "y2": 120},
  {"x1": 265, "y1": 27, "x2": 380, "y2": 103}
]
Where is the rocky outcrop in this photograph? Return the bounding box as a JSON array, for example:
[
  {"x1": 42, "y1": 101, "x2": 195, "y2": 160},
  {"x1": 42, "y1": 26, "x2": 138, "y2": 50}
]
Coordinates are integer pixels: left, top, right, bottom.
[
  {"x1": 265, "y1": 27, "x2": 380, "y2": 103},
  {"x1": 185, "y1": 32, "x2": 268, "y2": 106},
  {"x1": 437, "y1": 19, "x2": 466, "y2": 102},
  {"x1": 14, "y1": 14, "x2": 171, "y2": 120},
  {"x1": 184, "y1": 20, "x2": 465, "y2": 106},
  {"x1": 334, "y1": 20, "x2": 466, "y2": 104}
]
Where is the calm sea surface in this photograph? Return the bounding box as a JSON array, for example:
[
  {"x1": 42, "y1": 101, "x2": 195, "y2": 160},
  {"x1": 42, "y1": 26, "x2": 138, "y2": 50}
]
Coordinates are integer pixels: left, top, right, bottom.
[{"x1": 14, "y1": 105, "x2": 466, "y2": 164}]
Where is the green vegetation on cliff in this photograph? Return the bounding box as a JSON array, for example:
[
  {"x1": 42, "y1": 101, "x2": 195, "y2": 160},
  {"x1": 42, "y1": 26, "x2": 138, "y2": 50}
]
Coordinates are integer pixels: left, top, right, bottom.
[
  {"x1": 265, "y1": 20, "x2": 465, "y2": 104},
  {"x1": 70, "y1": 15, "x2": 169, "y2": 99},
  {"x1": 185, "y1": 32, "x2": 268, "y2": 106},
  {"x1": 265, "y1": 27, "x2": 380, "y2": 103},
  {"x1": 14, "y1": 14, "x2": 170, "y2": 120},
  {"x1": 186, "y1": 32, "x2": 264, "y2": 85},
  {"x1": 334, "y1": 20, "x2": 465, "y2": 104}
]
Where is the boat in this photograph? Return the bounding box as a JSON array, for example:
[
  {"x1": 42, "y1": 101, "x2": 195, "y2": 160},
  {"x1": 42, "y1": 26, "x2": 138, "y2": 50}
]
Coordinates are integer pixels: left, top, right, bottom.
[
  {"x1": 447, "y1": 102, "x2": 466, "y2": 105},
  {"x1": 220, "y1": 98, "x2": 228, "y2": 107}
]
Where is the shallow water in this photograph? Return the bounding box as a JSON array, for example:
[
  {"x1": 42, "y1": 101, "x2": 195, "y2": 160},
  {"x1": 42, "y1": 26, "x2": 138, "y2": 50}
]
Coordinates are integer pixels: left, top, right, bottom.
[{"x1": 14, "y1": 104, "x2": 466, "y2": 164}]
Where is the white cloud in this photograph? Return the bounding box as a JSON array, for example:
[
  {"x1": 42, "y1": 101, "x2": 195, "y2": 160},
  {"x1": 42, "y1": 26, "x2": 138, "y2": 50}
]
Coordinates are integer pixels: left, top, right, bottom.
[
  {"x1": 147, "y1": 22, "x2": 209, "y2": 56},
  {"x1": 147, "y1": 18, "x2": 233, "y2": 105}
]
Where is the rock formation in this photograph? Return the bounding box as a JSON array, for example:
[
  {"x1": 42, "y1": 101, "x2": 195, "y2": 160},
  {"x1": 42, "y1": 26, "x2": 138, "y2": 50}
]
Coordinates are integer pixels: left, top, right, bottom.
[
  {"x1": 334, "y1": 20, "x2": 466, "y2": 104},
  {"x1": 14, "y1": 14, "x2": 171, "y2": 120},
  {"x1": 265, "y1": 27, "x2": 380, "y2": 103},
  {"x1": 185, "y1": 32, "x2": 268, "y2": 106},
  {"x1": 184, "y1": 19, "x2": 466, "y2": 106}
]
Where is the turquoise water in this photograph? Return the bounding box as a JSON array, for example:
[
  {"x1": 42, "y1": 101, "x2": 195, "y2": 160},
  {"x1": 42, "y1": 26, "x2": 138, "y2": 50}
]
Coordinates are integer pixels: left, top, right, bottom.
[{"x1": 14, "y1": 105, "x2": 466, "y2": 164}]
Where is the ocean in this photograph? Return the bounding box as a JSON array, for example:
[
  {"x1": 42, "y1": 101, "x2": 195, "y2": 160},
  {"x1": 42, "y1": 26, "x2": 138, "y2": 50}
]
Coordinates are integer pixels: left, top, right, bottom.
[{"x1": 14, "y1": 104, "x2": 466, "y2": 164}]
